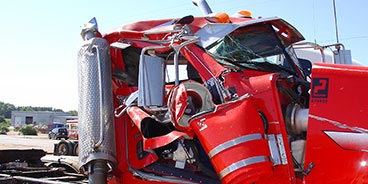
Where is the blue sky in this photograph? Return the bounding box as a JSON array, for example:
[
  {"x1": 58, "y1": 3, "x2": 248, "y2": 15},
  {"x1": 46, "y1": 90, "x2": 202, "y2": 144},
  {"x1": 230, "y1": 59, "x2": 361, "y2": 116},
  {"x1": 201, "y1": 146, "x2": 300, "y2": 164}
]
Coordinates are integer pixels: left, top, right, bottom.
[{"x1": 0, "y1": 0, "x2": 367, "y2": 111}]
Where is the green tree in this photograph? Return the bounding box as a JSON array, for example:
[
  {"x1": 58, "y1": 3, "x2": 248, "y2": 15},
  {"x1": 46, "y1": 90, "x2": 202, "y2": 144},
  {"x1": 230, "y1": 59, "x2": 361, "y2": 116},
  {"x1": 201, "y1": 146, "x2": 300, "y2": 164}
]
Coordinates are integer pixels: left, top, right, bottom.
[
  {"x1": 0, "y1": 116, "x2": 5, "y2": 123},
  {"x1": 17, "y1": 106, "x2": 65, "y2": 112},
  {"x1": 53, "y1": 108, "x2": 64, "y2": 112},
  {"x1": 33, "y1": 107, "x2": 53, "y2": 111},
  {"x1": 17, "y1": 106, "x2": 35, "y2": 112},
  {"x1": 0, "y1": 115, "x2": 10, "y2": 134},
  {"x1": 0, "y1": 101, "x2": 16, "y2": 118},
  {"x1": 1, "y1": 101, "x2": 70, "y2": 118},
  {"x1": 19, "y1": 125, "x2": 37, "y2": 135},
  {"x1": 67, "y1": 110, "x2": 78, "y2": 116}
]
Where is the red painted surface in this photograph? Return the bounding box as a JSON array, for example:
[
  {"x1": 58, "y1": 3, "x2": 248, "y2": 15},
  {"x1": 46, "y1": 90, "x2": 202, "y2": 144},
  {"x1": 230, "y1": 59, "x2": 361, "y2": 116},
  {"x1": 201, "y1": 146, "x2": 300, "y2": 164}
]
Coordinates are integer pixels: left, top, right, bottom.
[
  {"x1": 95, "y1": 15, "x2": 368, "y2": 184},
  {"x1": 190, "y1": 96, "x2": 273, "y2": 184},
  {"x1": 304, "y1": 63, "x2": 368, "y2": 184}
]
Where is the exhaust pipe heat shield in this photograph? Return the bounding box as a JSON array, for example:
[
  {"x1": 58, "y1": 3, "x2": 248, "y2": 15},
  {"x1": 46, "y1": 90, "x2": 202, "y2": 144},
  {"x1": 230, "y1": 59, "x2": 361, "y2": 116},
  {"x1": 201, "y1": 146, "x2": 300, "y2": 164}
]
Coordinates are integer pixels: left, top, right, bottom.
[{"x1": 77, "y1": 37, "x2": 116, "y2": 172}]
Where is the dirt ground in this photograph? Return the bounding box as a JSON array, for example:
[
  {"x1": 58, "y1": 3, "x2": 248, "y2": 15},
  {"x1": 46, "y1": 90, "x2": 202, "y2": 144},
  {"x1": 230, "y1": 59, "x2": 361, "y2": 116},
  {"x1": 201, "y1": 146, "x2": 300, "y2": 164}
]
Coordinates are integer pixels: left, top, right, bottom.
[{"x1": 0, "y1": 131, "x2": 57, "y2": 153}]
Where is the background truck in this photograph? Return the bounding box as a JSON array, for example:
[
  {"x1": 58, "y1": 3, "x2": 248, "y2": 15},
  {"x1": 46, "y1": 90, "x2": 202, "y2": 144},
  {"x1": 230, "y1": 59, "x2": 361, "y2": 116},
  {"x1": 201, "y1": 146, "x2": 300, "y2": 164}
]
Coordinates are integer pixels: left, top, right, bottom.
[{"x1": 65, "y1": 120, "x2": 78, "y2": 140}]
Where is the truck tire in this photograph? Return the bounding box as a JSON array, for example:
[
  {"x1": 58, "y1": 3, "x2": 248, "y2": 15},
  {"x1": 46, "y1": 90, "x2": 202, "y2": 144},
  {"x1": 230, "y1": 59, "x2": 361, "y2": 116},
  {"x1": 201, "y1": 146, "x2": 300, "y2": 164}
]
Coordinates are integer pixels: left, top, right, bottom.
[
  {"x1": 73, "y1": 142, "x2": 79, "y2": 156},
  {"x1": 56, "y1": 140, "x2": 73, "y2": 155}
]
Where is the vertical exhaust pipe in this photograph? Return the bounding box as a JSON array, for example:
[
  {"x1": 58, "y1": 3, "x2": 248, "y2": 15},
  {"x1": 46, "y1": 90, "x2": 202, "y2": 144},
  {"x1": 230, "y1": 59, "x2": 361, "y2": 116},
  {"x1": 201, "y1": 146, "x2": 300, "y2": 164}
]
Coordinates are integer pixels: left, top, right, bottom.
[
  {"x1": 88, "y1": 160, "x2": 108, "y2": 184},
  {"x1": 192, "y1": 0, "x2": 213, "y2": 15},
  {"x1": 78, "y1": 18, "x2": 116, "y2": 184}
]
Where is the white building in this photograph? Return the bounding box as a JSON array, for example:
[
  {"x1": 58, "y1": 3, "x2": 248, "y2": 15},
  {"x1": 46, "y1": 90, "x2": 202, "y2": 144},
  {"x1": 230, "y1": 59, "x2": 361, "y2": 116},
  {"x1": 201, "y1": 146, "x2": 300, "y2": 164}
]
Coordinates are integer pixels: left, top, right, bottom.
[{"x1": 11, "y1": 111, "x2": 77, "y2": 127}]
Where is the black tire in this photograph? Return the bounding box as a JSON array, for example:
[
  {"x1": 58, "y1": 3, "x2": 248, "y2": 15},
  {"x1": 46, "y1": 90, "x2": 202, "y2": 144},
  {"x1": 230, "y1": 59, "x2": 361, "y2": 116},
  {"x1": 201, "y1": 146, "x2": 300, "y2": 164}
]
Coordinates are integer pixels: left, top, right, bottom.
[
  {"x1": 65, "y1": 137, "x2": 69, "y2": 140},
  {"x1": 73, "y1": 142, "x2": 79, "y2": 156},
  {"x1": 48, "y1": 134, "x2": 51, "y2": 139},
  {"x1": 56, "y1": 140, "x2": 73, "y2": 156}
]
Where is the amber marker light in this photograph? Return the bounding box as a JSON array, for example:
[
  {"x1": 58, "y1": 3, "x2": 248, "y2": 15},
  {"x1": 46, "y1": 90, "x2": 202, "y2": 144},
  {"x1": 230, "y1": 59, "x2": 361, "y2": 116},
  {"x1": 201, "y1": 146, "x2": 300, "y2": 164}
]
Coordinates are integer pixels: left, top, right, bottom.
[{"x1": 205, "y1": 12, "x2": 230, "y2": 23}]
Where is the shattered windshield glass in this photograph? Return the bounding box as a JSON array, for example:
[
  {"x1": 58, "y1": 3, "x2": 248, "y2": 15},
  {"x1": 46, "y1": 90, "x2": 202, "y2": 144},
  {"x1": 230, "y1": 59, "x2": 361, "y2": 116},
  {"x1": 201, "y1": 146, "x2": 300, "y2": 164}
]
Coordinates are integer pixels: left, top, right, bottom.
[{"x1": 206, "y1": 24, "x2": 297, "y2": 74}]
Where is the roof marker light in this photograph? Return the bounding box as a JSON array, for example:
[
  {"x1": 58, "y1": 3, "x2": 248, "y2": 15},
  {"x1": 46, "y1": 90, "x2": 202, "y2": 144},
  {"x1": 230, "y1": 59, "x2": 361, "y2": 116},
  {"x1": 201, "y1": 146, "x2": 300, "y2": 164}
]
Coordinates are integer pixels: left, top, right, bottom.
[
  {"x1": 205, "y1": 12, "x2": 230, "y2": 23},
  {"x1": 233, "y1": 10, "x2": 252, "y2": 18}
]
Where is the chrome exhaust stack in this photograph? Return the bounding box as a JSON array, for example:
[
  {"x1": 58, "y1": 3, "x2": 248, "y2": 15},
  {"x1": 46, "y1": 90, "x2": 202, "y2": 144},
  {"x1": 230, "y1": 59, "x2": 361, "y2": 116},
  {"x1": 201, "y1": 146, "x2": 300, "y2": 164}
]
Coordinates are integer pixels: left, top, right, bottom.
[
  {"x1": 77, "y1": 18, "x2": 116, "y2": 184},
  {"x1": 192, "y1": 0, "x2": 213, "y2": 15}
]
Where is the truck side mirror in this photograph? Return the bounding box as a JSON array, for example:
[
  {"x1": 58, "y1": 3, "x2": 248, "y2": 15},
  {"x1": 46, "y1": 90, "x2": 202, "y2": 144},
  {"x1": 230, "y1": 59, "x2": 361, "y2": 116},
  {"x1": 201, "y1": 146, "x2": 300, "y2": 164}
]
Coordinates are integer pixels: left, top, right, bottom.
[
  {"x1": 138, "y1": 55, "x2": 166, "y2": 108},
  {"x1": 298, "y1": 58, "x2": 312, "y2": 76}
]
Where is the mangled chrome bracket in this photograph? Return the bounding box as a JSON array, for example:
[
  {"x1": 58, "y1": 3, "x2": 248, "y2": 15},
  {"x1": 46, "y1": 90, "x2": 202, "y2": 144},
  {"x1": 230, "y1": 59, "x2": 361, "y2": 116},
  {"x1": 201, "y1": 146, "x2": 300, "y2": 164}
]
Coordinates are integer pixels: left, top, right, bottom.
[{"x1": 267, "y1": 134, "x2": 288, "y2": 165}]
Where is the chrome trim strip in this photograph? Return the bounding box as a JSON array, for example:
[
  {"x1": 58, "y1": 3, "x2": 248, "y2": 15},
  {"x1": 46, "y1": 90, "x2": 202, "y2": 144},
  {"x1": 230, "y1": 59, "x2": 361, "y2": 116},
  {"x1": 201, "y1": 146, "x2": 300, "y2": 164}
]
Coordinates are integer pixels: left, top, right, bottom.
[
  {"x1": 276, "y1": 134, "x2": 288, "y2": 164},
  {"x1": 268, "y1": 121, "x2": 279, "y2": 125},
  {"x1": 208, "y1": 133, "x2": 263, "y2": 158},
  {"x1": 219, "y1": 156, "x2": 269, "y2": 179},
  {"x1": 267, "y1": 134, "x2": 281, "y2": 165}
]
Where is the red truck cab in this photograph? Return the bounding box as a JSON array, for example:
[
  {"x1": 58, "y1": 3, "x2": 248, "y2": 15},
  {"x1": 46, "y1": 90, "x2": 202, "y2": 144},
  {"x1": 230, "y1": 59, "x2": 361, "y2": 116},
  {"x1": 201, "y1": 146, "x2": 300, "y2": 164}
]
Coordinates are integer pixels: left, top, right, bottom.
[
  {"x1": 65, "y1": 120, "x2": 78, "y2": 140},
  {"x1": 76, "y1": 11, "x2": 368, "y2": 184}
]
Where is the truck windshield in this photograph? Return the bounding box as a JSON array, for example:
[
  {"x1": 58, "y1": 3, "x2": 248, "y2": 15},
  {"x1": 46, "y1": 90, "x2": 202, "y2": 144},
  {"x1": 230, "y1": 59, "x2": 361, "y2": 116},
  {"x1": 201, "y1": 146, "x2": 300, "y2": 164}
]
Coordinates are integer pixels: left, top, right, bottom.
[{"x1": 206, "y1": 24, "x2": 298, "y2": 75}]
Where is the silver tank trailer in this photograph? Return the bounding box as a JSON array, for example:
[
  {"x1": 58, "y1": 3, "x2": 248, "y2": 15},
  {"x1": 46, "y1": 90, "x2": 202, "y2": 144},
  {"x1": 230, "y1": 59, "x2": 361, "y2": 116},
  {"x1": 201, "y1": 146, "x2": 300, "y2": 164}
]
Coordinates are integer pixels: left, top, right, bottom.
[{"x1": 77, "y1": 36, "x2": 116, "y2": 183}]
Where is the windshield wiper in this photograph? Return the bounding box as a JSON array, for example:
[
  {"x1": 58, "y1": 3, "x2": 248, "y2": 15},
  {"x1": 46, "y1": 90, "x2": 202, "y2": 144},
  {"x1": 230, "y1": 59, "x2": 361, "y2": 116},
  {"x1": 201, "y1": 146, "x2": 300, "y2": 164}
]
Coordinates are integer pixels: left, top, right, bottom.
[
  {"x1": 208, "y1": 51, "x2": 298, "y2": 76},
  {"x1": 238, "y1": 60, "x2": 298, "y2": 76},
  {"x1": 207, "y1": 52, "x2": 259, "y2": 70}
]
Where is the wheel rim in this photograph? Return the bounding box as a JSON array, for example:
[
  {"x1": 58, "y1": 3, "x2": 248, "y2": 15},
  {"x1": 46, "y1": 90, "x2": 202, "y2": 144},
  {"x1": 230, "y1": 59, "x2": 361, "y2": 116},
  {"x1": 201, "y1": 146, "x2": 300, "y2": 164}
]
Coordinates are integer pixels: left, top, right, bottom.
[{"x1": 58, "y1": 144, "x2": 68, "y2": 155}]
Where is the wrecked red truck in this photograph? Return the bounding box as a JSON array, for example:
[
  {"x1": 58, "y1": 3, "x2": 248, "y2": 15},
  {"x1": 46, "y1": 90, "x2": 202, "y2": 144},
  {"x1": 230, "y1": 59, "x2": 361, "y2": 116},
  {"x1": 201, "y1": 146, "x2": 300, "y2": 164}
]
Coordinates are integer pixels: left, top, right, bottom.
[
  {"x1": 1, "y1": 1, "x2": 368, "y2": 184},
  {"x1": 76, "y1": 1, "x2": 368, "y2": 182}
]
